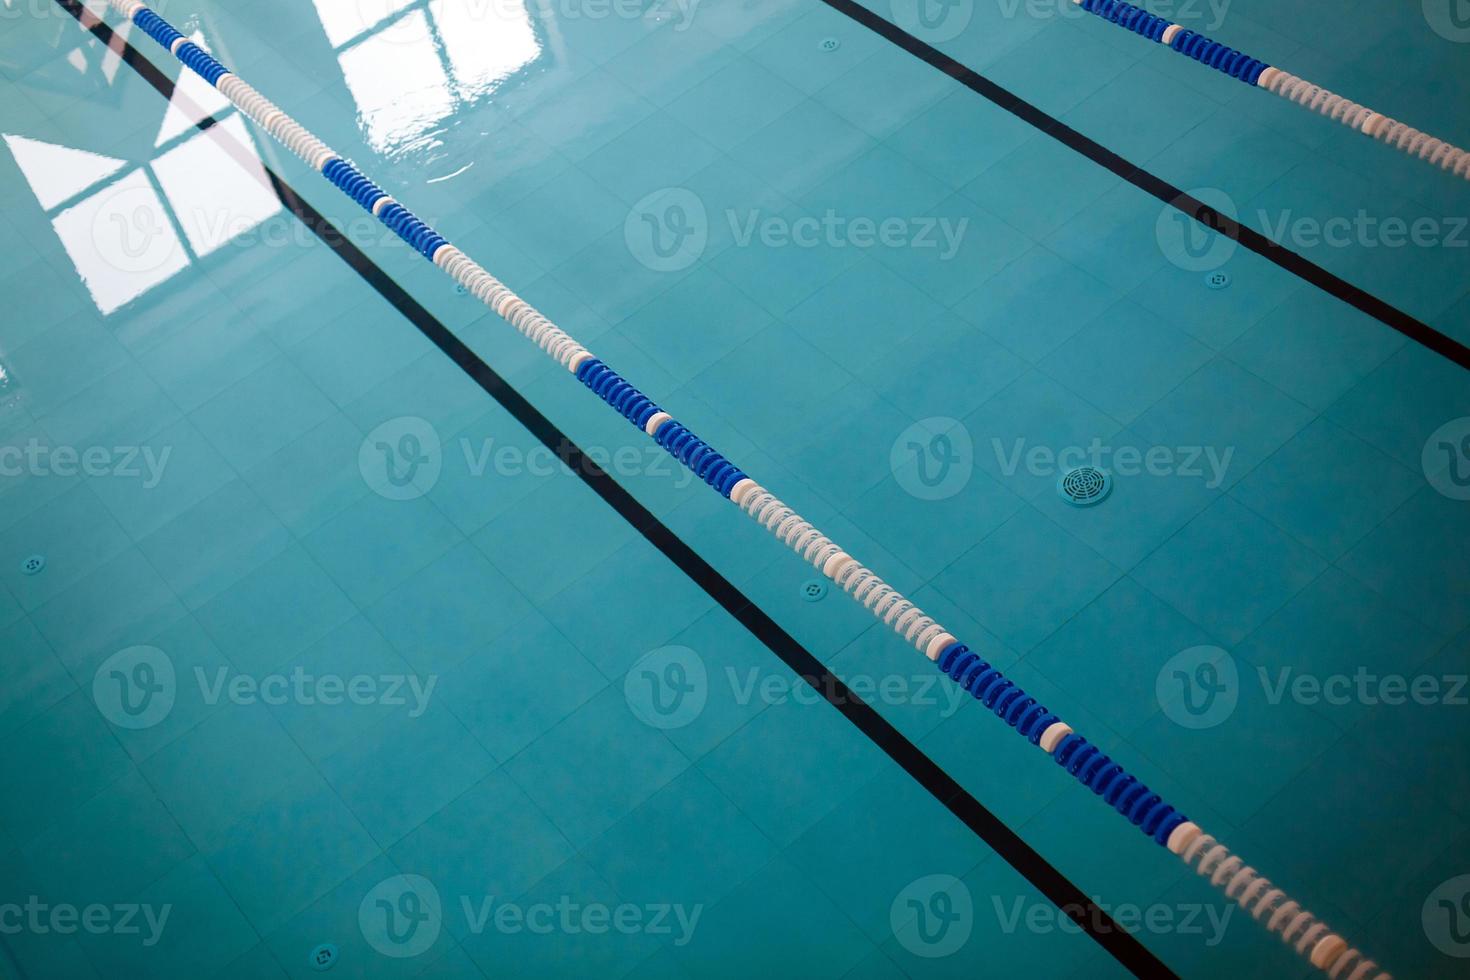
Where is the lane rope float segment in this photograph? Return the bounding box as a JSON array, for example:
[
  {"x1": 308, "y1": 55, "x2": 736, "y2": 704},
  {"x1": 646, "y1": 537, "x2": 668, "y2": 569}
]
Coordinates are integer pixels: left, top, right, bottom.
[
  {"x1": 1075, "y1": 0, "x2": 1470, "y2": 182},
  {"x1": 102, "y1": 2, "x2": 1390, "y2": 976}
]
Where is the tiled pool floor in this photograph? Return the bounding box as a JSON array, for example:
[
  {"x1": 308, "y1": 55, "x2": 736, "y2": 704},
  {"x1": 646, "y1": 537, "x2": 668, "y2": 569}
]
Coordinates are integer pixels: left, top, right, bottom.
[{"x1": 2, "y1": 0, "x2": 1469, "y2": 977}]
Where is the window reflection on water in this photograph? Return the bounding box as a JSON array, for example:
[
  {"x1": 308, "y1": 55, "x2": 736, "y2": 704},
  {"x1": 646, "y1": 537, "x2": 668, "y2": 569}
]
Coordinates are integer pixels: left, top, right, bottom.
[
  {"x1": 4, "y1": 31, "x2": 281, "y2": 315},
  {"x1": 314, "y1": 0, "x2": 542, "y2": 157}
]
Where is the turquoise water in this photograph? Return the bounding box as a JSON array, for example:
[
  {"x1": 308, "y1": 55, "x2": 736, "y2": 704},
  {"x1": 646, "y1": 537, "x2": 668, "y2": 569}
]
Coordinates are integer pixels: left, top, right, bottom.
[{"x1": 2, "y1": 0, "x2": 1469, "y2": 977}]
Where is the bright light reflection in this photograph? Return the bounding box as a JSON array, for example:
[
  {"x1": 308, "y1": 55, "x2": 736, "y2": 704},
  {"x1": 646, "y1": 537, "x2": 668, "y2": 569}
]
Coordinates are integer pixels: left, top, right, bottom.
[
  {"x1": 50, "y1": 168, "x2": 190, "y2": 315},
  {"x1": 6, "y1": 31, "x2": 283, "y2": 315},
  {"x1": 337, "y1": 10, "x2": 455, "y2": 155},
  {"x1": 316, "y1": 0, "x2": 417, "y2": 46},
  {"x1": 432, "y1": 0, "x2": 538, "y2": 96},
  {"x1": 4, "y1": 133, "x2": 127, "y2": 210},
  {"x1": 316, "y1": 0, "x2": 541, "y2": 157},
  {"x1": 153, "y1": 116, "x2": 283, "y2": 259}
]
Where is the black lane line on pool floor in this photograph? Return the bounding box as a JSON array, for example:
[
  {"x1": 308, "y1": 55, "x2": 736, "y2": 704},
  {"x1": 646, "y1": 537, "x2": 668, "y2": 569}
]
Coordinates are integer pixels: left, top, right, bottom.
[
  {"x1": 55, "y1": 3, "x2": 1174, "y2": 976},
  {"x1": 819, "y1": 0, "x2": 1470, "y2": 373}
]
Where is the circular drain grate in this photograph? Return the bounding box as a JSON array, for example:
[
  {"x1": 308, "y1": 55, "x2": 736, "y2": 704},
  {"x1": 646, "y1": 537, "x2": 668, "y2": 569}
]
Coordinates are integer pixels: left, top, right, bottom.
[
  {"x1": 1057, "y1": 467, "x2": 1112, "y2": 507},
  {"x1": 308, "y1": 943, "x2": 339, "y2": 972},
  {"x1": 800, "y1": 579, "x2": 828, "y2": 602},
  {"x1": 1205, "y1": 270, "x2": 1231, "y2": 290},
  {"x1": 21, "y1": 554, "x2": 45, "y2": 576},
  {"x1": 818, "y1": 37, "x2": 840, "y2": 52}
]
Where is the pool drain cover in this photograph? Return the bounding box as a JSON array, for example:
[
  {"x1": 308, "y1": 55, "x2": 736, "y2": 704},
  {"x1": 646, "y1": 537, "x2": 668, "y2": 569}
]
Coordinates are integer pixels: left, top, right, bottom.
[
  {"x1": 1205, "y1": 270, "x2": 1231, "y2": 290},
  {"x1": 21, "y1": 554, "x2": 45, "y2": 576},
  {"x1": 308, "y1": 943, "x2": 338, "y2": 971},
  {"x1": 818, "y1": 37, "x2": 840, "y2": 52},
  {"x1": 800, "y1": 579, "x2": 828, "y2": 602},
  {"x1": 1057, "y1": 467, "x2": 1111, "y2": 507}
]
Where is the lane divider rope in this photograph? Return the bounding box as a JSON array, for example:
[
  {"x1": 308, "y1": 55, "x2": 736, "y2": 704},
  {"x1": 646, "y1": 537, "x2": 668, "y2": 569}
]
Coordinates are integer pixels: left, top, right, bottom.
[
  {"x1": 103, "y1": 2, "x2": 1391, "y2": 976},
  {"x1": 1075, "y1": 0, "x2": 1470, "y2": 182}
]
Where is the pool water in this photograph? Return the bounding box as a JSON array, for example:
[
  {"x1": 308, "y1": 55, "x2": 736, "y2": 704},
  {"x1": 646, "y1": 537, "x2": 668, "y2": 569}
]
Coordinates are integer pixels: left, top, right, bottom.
[{"x1": 1, "y1": 0, "x2": 1469, "y2": 977}]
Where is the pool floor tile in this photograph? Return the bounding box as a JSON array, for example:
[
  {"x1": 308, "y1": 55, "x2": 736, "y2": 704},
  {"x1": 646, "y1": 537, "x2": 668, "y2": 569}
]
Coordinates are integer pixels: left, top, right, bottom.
[
  {"x1": 387, "y1": 770, "x2": 575, "y2": 940},
  {"x1": 0, "y1": 690, "x2": 134, "y2": 846},
  {"x1": 697, "y1": 693, "x2": 887, "y2": 847},
  {"x1": 194, "y1": 545, "x2": 359, "y2": 677},
  {"x1": 204, "y1": 771, "x2": 379, "y2": 936},
  {"x1": 1230, "y1": 417, "x2": 1423, "y2": 561},
  {"x1": 1130, "y1": 356, "x2": 1316, "y2": 492},
  {"x1": 0, "y1": 617, "x2": 73, "y2": 739},
  {"x1": 1039, "y1": 300, "x2": 1214, "y2": 426},
  {"x1": 504, "y1": 686, "x2": 690, "y2": 849},
  {"x1": 584, "y1": 768, "x2": 776, "y2": 910},
  {"x1": 75, "y1": 854, "x2": 260, "y2": 980},
  {"x1": 672, "y1": 855, "x2": 872, "y2": 979},
  {"x1": 1133, "y1": 496, "x2": 1326, "y2": 646},
  {"x1": 787, "y1": 767, "x2": 994, "y2": 942},
  {"x1": 932, "y1": 506, "x2": 1123, "y2": 653},
  {"x1": 439, "y1": 611, "x2": 608, "y2": 763},
  {"x1": 363, "y1": 541, "x2": 533, "y2": 676},
  {"x1": 1340, "y1": 485, "x2": 1470, "y2": 635},
  {"x1": 1027, "y1": 577, "x2": 1214, "y2": 738}
]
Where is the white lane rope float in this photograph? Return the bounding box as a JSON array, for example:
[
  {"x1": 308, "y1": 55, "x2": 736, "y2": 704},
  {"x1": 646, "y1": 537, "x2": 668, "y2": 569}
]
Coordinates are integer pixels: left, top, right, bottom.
[
  {"x1": 105, "y1": 1, "x2": 1393, "y2": 976},
  {"x1": 1074, "y1": 0, "x2": 1470, "y2": 181}
]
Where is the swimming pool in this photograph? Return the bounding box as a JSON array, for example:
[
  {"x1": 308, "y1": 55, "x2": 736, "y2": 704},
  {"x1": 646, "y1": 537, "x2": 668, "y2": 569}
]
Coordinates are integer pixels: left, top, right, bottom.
[{"x1": 2, "y1": 0, "x2": 1469, "y2": 976}]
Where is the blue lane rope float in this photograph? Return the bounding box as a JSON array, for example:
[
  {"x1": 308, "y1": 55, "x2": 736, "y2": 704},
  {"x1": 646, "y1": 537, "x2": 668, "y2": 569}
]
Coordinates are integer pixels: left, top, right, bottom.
[
  {"x1": 1074, "y1": 0, "x2": 1470, "y2": 181},
  {"x1": 103, "y1": 2, "x2": 1389, "y2": 976}
]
